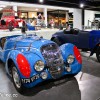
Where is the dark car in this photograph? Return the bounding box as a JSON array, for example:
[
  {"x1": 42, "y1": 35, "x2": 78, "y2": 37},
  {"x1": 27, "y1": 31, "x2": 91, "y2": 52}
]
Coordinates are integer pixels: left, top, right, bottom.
[{"x1": 51, "y1": 28, "x2": 100, "y2": 62}]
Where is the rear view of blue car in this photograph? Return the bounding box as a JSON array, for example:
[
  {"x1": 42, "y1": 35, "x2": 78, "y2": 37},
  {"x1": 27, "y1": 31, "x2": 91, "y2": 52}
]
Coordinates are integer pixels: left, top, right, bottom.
[
  {"x1": 51, "y1": 29, "x2": 100, "y2": 62},
  {"x1": 0, "y1": 34, "x2": 82, "y2": 93}
]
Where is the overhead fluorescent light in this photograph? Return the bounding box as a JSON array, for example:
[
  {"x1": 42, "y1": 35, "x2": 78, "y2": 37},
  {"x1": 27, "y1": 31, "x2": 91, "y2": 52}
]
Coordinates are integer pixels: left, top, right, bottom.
[
  {"x1": 0, "y1": 5, "x2": 6, "y2": 8},
  {"x1": 39, "y1": 0, "x2": 44, "y2": 3},
  {"x1": 35, "y1": 8, "x2": 39, "y2": 11},
  {"x1": 80, "y1": 3, "x2": 84, "y2": 8}
]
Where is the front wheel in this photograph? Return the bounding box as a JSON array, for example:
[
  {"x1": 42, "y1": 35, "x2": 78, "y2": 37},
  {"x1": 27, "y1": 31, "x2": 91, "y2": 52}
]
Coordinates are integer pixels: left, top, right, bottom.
[
  {"x1": 9, "y1": 27, "x2": 13, "y2": 31},
  {"x1": 96, "y1": 46, "x2": 100, "y2": 62},
  {"x1": 11, "y1": 64, "x2": 25, "y2": 93},
  {"x1": 8, "y1": 22, "x2": 13, "y2": 31}
]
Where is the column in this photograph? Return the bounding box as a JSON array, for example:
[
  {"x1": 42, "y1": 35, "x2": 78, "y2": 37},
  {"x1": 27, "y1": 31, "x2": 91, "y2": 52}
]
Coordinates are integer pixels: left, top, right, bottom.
[
  {"x1": 82, "y1": 9, "x2": 84, "y2": 30},
  {"x1": 66, "y1": 12, "x2": 69, "y2": 22},
  {"x1": 13, "y1": 6, "x2": 18, "y2": 16},
  {"x1": 43, "y1": 8, "x2": 47, "y2": 27},
  {"x1": 73, "y1": 9, "x2": 82, "y2": 30}
]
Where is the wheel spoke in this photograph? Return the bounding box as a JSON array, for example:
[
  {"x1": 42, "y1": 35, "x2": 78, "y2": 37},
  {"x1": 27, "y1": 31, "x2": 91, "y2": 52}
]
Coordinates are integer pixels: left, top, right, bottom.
[{"x1": 12, "y1": 67, "x2": 21, "y2": 89}]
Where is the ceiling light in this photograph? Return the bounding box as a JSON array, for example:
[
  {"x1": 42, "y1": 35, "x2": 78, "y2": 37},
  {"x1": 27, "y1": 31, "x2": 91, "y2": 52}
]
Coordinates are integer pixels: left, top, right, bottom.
[
  {"x1": 80, "y1": 3, "x2": 84, "y2": 8},
  {"x1": 39, "y1": 0, "x2": 44, "y2": 3}
]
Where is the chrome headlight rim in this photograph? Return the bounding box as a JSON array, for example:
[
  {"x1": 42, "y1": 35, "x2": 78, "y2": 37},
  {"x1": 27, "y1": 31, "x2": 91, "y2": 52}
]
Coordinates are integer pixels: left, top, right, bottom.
[
  {"x1": 67, "y1": 55, "x2": 75, "y2": 64},
  {"x1": 40, "y1": 72, "x2": 48, "y2": 80},
  {"x1": 34, "y1": 60, "x2": 45, "y2": 72}
]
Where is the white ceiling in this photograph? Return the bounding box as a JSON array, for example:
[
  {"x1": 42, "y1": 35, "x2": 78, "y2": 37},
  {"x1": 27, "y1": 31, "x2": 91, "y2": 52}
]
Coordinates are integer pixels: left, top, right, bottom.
[
  {"x1": 0, "y1": 5, "x2": 69, "y2": 13},
  {"x1": 18, "y1": 6, "x2": 43, "y2": 12},
  {"x1": 18, "y1": 6, "x2": 56, "y2": 12}
]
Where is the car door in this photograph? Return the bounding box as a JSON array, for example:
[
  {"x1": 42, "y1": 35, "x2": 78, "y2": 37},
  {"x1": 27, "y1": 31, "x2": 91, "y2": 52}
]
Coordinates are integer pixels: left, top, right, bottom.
[{"x1": 78, "y1": 31, "x2": 90, "y2": 49}]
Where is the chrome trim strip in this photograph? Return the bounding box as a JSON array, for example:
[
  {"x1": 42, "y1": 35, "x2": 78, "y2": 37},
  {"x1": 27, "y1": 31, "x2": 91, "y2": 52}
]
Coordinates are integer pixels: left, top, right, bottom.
[{"x1": 0, "y1": 47, "x2": 39, "y2": 52}]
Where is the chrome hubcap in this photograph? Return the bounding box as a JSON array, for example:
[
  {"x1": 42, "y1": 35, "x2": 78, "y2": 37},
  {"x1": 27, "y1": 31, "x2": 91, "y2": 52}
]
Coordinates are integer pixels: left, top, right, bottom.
[{"x1": 12, "y1": 67, "x2": 21, "y2": 89}]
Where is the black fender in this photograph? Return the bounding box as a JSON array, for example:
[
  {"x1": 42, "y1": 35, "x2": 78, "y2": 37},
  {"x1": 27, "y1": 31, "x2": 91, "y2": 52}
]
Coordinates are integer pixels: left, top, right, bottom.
[
  {"x1": 90, "y1": 43, "x2": 100, "y2": 56},
  {"x1": 51, "y1": 37, "x2": 55, "y2": 41},
  {"x1": 51, "y1": 36, "x2": 65, "y2": 45}
]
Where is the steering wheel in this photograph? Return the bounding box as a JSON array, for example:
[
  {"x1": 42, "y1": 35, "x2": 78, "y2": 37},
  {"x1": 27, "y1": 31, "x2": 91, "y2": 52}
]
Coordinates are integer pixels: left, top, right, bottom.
[
  {"x1": 70, "y1": 28, "x2": 80, "y2": 35},
  {"x1": 73, "y1": 28, "x2": 80, "y2": 31},
  {"x1": 63, "y1": 28, "x2": 80, "y2": 35}
]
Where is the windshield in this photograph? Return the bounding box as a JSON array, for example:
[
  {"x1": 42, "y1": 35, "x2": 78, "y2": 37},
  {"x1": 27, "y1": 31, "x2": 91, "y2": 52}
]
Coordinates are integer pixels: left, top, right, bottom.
[
  {"x1": 2, "y1": 12, "x2": 14, "y2": 18},
  {"x1": 12, "y1": 35, "x2": 41, "y2": 49}
]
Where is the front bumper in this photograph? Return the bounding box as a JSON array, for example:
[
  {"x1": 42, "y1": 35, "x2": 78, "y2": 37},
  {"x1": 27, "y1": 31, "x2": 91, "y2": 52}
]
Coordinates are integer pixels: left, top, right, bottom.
[{"x1": 22, "y1": 63, "x2": 82, "y2": 88}]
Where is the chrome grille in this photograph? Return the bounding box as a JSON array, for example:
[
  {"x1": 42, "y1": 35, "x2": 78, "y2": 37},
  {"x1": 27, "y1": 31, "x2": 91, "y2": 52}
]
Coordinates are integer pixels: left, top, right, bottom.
[{"x1": 41, "y1": 43, "x2": 64, "y2": 79}]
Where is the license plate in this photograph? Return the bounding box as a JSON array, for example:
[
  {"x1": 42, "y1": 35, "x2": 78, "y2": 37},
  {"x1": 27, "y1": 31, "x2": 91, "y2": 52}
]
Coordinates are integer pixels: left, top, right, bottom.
[{"x1": 21, "y1": 74, "x2": 39, "y2": 84}]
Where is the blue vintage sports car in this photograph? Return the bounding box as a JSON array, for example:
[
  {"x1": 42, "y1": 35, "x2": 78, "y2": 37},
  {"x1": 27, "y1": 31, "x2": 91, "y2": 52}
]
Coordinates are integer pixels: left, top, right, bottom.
[
  {"x1": 51, "y1": 29, "x2": 100, "y2": 62},
  {"x1": 0, "y1": 34, "x2": 82, "y2": 93}
]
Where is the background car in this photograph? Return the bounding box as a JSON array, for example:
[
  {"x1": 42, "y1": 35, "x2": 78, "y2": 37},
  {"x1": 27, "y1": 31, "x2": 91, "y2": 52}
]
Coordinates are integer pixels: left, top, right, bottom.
[
  {"x1": 0, "y1": 34, "x2": 82, "y2": 93},
  {"x1": 51, "y1": 28, "x2": 100, "y2": 62},
  {"x1": 0, "y1": 9, "x2": 24, "y2": 31}
]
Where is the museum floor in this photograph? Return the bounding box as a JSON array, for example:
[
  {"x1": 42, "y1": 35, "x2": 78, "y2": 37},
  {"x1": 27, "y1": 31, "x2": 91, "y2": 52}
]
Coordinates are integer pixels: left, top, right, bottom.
[{"x1": 0, "y1": 29, "x2": 100, "y2": 100}]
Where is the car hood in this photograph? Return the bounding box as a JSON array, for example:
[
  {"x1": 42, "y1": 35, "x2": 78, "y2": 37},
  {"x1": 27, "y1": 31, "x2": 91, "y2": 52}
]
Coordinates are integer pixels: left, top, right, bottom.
[{"x1": 10, "y1": 36, "x2": 55, "y2": 50}]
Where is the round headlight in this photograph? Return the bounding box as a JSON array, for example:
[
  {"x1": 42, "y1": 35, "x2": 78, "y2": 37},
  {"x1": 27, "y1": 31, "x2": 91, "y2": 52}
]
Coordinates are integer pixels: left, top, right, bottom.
[
  {"x1": 34, "y1": 61, "x2": 44, "y2": 72},
  {"x1": 67, "y1": 55, "x2": 74, "y2": 64}
]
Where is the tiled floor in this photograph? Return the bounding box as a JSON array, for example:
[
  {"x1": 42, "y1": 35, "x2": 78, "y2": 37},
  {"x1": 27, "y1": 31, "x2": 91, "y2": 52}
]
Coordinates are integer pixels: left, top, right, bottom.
[{"x1": 0, "y1": 29, "x2": 100, "y2": 100}]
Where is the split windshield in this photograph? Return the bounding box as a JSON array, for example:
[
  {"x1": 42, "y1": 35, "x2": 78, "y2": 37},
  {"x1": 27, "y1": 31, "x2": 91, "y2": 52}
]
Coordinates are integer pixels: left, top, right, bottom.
[
  {"x1": 12, "y1": 35, "x2": 41, "y2": 48},
  {"x1": 2, "y1": 12, "x2": 14, "y2": 18}
]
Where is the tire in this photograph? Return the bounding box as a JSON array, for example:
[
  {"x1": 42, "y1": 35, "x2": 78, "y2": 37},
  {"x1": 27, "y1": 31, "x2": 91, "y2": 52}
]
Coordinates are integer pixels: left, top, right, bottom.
[
  {"x1": 1, "y1": 20, "x2": 6, "y2": 25},
  {"x1": 96, "y1": 46, "x2": 100, "y2": 62},
  {"x1": 8, "y1": 26, "x2": 13, "y2": 31},
  {"x1": 9, "y1": 27, "x2": 13, "y2": 31},
  {"x1": 8, "y1": 22, "x2": 13, "y2": 31},
  {"x1": 53, "y1": 38, "x2": 61, "y2": 46},
  {"x1": 11, "y1": 63, "x2": 25, "y2": 93},
  {"x1": 25, "y1": 25, "x2": 28, "y2": 31},
  {"x1": 81, "y1": 49, "x2": 87, "y2": 52},
  {"x1": 67, "y1": 73, "x2": 78, "y2": 78}
]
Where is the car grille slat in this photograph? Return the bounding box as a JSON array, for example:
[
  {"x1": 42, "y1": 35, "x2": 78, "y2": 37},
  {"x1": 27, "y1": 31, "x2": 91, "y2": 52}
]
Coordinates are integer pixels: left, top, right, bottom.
[{"x1": 41, "y1": 43, "x2": 64, "y2": 79}]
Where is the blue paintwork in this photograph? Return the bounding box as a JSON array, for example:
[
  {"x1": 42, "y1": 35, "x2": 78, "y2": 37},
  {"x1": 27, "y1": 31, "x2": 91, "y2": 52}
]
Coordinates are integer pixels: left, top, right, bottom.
[
  {"x1": 0, "y1": 34, "x2": 82, "y2": 88},
  {"x1": 51, "y1": 30, "x2": 100, "y2": 52},
  {"x1": 26, "y1": 23, "x2": 35, "y2": 31}
]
